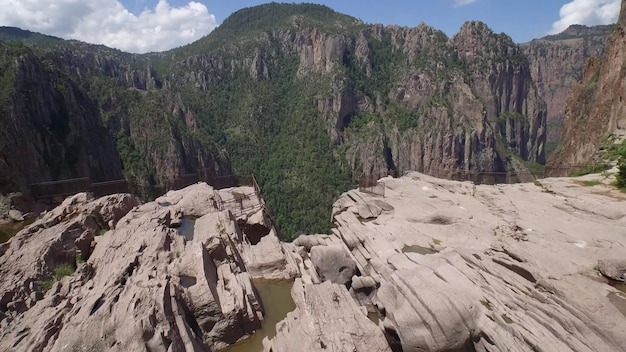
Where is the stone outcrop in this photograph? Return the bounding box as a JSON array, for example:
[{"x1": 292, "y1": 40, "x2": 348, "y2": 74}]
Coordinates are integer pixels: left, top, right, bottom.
[
  {"x1": 0, "y1": 192, "x2": 139, "y2": 320},
  {"x1": 0, "y1": 183, "x2": 298, "y2": 352},
  {"x1": 599, "y1": 259, "x2": 626, "y2": 282},
  {"x1": 262, "y1": 279, "x2": 391, "y2": 352},
  {"x1": 3, "y1": 172, "x2": 626, "y2": 352},
  {"x1": 318, "y1": 172, "x2": 626, "y2": 351},
  {"x1": 547, "y1": 2, "x2": 626, "y2": 172},
  {"x1": 521, "y1": 25, "x2": 613, "y2": 150}
]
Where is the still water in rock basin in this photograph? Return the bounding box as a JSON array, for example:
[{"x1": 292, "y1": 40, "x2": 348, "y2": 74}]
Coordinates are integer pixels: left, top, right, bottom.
[
  {"x1": 0, "y1": 217, "x2": 36, "y2": 244},
  {"x1": 402, "y1": 244, "x2": 438, "y2": 255},
  {"x1": 177, "y1": 217, "x2": 196, "y2": 241},
  {"x1": 223, "y1": 280, "x2": 296, "y2": 352}
]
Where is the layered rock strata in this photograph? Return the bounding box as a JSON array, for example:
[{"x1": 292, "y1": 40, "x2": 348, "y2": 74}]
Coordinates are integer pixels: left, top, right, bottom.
[
  {"x1": 0, "y1": 183, "x2": 298, "y2": 351},
  {"x1": 3, "y1": 173, "x2": 626, "y2": 352},
  {"x1": 319, "y1": 172, "x2": 626, "y2": 351},
  {"x1": 547, "y1": 1, "x2": 626, "y2": 171}
]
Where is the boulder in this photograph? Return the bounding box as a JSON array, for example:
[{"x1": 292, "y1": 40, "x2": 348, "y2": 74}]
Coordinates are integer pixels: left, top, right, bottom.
[
  {"x1": 310, "y1": 245, "x2": 356, "y2": 286},
  {"x1": 74, "y1": 230, "x2": 95, "y2": 260},
  {"x1": 8, "y1": 209, "x2": 24, "y2": 222},
  {"x1": 263, "y1": 279, "x2": 391, "y2": 352},
  {"x1": 352, "y1": 275, "x2": 377, "y2": 290},
  {"x1": 599, "y1": 259, "x2": 626, "y2": 282},
  {"x1": 293, "y1": 234, "x2": 330, "y2": 250}
]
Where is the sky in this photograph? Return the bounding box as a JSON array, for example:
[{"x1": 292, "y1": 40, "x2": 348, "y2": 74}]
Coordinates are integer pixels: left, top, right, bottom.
[{"x1": 0, "y1": 0, "x2": 620, "y2": 53}]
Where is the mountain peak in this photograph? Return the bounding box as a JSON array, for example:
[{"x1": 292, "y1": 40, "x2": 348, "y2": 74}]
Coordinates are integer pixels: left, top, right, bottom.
[
  {"x1": 217, "y1": 2, "x2": 360, "y2": 35},
  {"x1": 0, "y1": 26, "x2": 62, "y2": 46},
  {"x1": 177, "y1": 2, "x2": 362, "y2": 54}
]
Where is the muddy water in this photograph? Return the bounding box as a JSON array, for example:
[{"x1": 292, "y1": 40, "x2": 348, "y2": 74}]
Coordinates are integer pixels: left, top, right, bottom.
[
  {"x1": 177, "y1": 217, "x2": 196, "y2": 241},
  {"x1": 0, "y1": 217, "x2": 37, "y2": 244},
  {"x1": 608, "y1": 279, "x2": 626, "y2": 294},
  {"x1": 402, "y1": 245, "x2": 438, "y2": 255},
  {"x1": 367, "y1": 310, "x2": 381, "y2": 326},
  {"x1": 223, "y1": 280, "x2": 296, "y2": 352}
]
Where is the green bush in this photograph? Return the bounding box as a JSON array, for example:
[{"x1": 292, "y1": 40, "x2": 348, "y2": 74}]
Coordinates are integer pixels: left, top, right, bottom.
[
  {"x1": 616, "y1": 150, "x2": 626, "y2": 189},
  {"x1": 39, "y1": 264, "x2": 76, "y2": 291},
  {"x1": 570, "y1": 164, "x2": 611, "y2": 177},
  {"x1": 53, "y1": 264, "x2": 75, "y2": 280}
]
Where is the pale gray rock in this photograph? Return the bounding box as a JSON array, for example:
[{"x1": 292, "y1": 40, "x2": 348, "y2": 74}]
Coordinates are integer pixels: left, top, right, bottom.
[
  {"x1": 293, "y1": 234, "x2": 330, "y2": 250},
  {"x1": 310, "y1": 245, "x2": 357, "y2": 286},
  {"x1": 0, "y1": 184, "x2": 294, "y2": 352},
  {"x1": 330, "y1": 172, "x2": 626, "y2": 352},
  {"x1": 263, "y1": 279, "x2": 391, "y2": 352},
  {"x1": 73, "y1": 230, "x2": 94, "y2": 259},
  {"x1": 352, "y1": 275, "x2": 377, "y2": 290},
  {"x1": 8, "y1": 209, "x2": 24, "y2": 222},
  {"x1": 0, "y1": 192, "x2": 139, "y2": 322},
  {"x1": 356, "y1": 201, "x2": 382, "y2": 219},
  {"x1": 599, "y1": 259, "x2": 626, "y2": 282},
  {"x1": 350, "y1": 275, "x2": 378, "y2": 313}
]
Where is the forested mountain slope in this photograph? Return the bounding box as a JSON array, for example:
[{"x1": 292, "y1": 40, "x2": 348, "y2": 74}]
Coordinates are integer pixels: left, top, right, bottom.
[
  {"x1": 0, "y1": 3, "x2": 550, "y2": 239},
  {"x1": 521, "y1": 24, "x2": 613, "y2": 155}
]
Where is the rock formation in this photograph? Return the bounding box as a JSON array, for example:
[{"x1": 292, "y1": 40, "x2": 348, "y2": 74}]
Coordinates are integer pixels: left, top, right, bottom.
[
  {"x1": 262, "y1": 279, "x2": 391, "y2": 352},
  {"x1": 2, "y1": 169, "x2": 626, "y2": 351},
  {"x1": 316, "y1": 172, "x2": 626, "y2": 351},
  {"x1": 0, "y1": 183, "x2": 299, "y2": 351},
  {"x1": 547, "y1": 1, "x2": 626, "y2": 172},
  {"x1": 521, "y1": 25, "x2": 613, "y2": 154},
  {"x1": 0, "y1": 3, "x2": 551, "y2": 239}
]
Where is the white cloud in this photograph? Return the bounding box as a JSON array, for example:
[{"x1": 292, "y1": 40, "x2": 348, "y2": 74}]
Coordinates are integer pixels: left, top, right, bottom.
[
  {"x1": 0, "y1": 0, "x2": 217, "y2": 53},
  {"x1": 454, "y1": 0, "x2": 477, "y2": 7},
  {"x1": 550, "y1": 0, "x2": 619, "y2": 34}
]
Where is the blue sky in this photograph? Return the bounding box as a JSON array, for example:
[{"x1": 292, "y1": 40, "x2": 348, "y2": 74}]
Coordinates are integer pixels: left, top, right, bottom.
[
  {"x1": 157, "y1": 0, "x2": 566, "y2": 42},
  {"x1": 0, "y1": 0, "x2": 620, "y2": 53}
]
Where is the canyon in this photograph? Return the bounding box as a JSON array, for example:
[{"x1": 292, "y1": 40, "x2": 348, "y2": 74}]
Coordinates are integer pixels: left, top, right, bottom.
[
  {"x1": 0, "y1": 3, "x2": 613, "y2": 239},
  {"x1": 1, "y1": 171, "x2": 625, "y2": 351}
]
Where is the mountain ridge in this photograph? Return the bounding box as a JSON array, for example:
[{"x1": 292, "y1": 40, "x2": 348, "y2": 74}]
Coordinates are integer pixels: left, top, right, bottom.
[{"x1": 0, "y1": 2, "x2": 610, "y2": 239}]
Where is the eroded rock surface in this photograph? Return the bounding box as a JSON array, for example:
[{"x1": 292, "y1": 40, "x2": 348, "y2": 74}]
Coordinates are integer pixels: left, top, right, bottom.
[
  {"x1": 4, "y1": 175, "x2": 626, "y2": 352},
  {"x1": 0, "y1": 183, "x2": 297, "y2": 352},
  {"x1": 262, "y1": 279, "x2": 391, "y2": 352},
  {"x1": 323, "y1": 172, "x2": 626, "y2": 351}
]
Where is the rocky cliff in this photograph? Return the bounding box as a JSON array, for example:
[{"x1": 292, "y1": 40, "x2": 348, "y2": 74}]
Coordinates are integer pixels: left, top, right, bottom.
[
  {"x1": 315, "y1": 172, "x2": 626, "y2": 351},
  {"x1": 546, "y1": 2, "x2": 626, "y2": 172},
  {"x1": 0, "y1": 34, "x2": 231, "y2": 197},
  {"x1": 2, "y1": 172, "x2": 625, "y2": 351},
  {"x1": 157, "y1": 4, "x2": 548, "y2": 237},
  {"x1": 0, "y1": 3, "x2": 548, "y2": 239},
  {"x1": 0, "y1": 43, "x2": 123, "y2": 194},
  {"x1": 521, "y1": 25, "x2": 613, "y2": 155},
  {"x1": 0, "y1": 184, "x2": 298, "y2": 351}
]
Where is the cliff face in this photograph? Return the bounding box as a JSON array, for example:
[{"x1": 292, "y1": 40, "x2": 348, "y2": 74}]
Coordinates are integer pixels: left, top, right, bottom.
[
  {"x1": 0, "y1": 44, "x2": 123, "y2": 194},
  {"x1": 0, "y1": 40, "x2": 231, "y2": 195},
  {"x1": 546, "y1": 3, "x2": 626, "y2": 173},
  {"x1": 0, "y1": 3, "x2": 548, "y2": 238},
  {"x1": 172, "y1": 19, "x2": 546, "y2": 177},
  {"x1": 521, "y1": 25, "x2": 613, "y2": 155}
]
